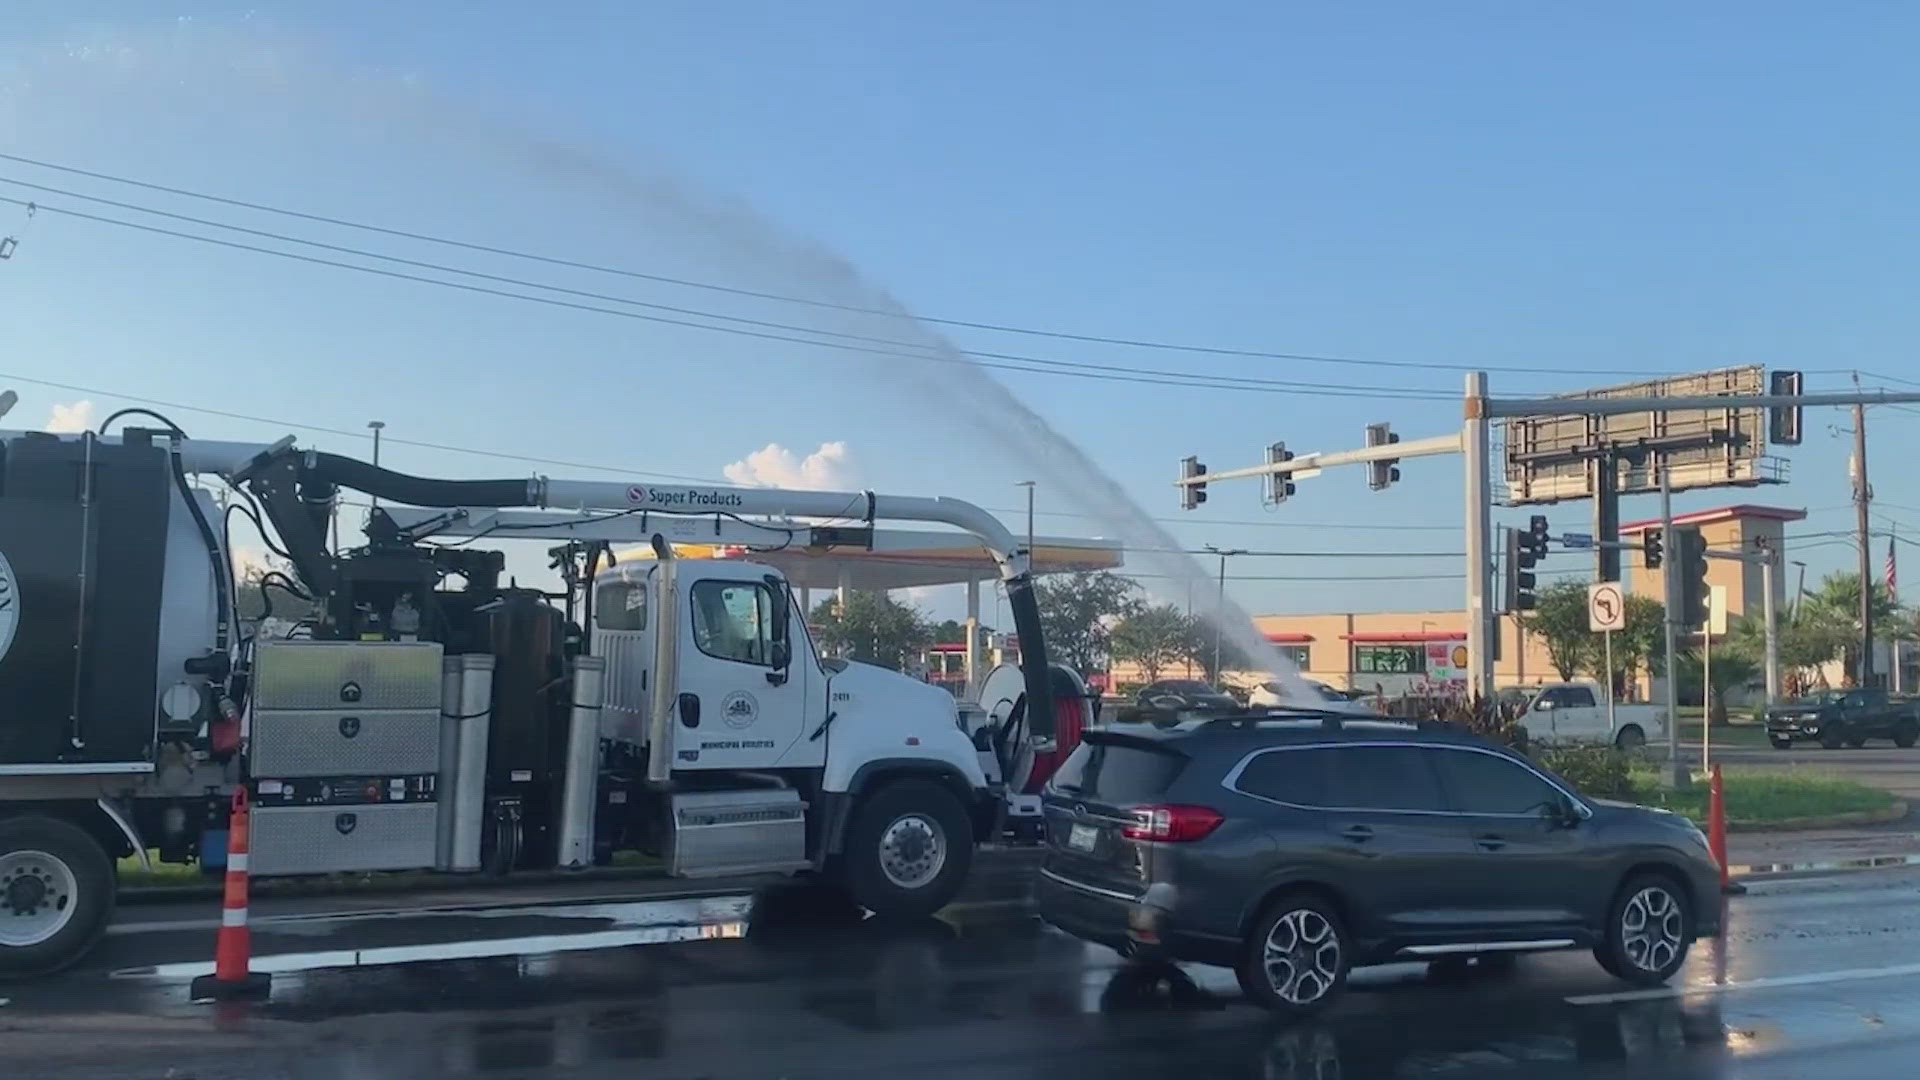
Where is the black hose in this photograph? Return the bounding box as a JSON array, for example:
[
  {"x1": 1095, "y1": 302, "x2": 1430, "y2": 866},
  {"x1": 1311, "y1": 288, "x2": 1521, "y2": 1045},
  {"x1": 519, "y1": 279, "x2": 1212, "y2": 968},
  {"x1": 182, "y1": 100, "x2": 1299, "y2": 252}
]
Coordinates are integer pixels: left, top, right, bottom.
[
  {"x1": 171, "y1": 444, "x2": 233, "y2": 657},
  {"x1": 99, "y1": 407, "x2": 186, "y2": 437},
  {"x1": 1003, "y1": 572, "x2": 1056, "y2": 743},
  {"x1": 304, "y1": 452, "x2": 536, "y2": 508}
]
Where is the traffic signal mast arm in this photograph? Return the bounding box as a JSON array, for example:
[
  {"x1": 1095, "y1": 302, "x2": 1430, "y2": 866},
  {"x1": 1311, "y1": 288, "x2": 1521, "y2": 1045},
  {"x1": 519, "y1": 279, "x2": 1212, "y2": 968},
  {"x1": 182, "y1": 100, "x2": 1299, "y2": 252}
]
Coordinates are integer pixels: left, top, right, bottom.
[{"x1": 1174, "y1": 431, "x2": 1464, "y2": 492}]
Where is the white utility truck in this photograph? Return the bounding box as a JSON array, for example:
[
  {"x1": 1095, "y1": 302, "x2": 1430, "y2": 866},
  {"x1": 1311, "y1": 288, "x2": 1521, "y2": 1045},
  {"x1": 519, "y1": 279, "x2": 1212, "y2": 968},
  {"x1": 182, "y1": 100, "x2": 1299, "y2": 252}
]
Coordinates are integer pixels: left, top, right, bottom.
[
  {"x1": 1515, "y1": 680, "x2": 1668, "y2": 750},
  {"x1": 0, "y1": 421, "x2": 1070, "y2": 977}
]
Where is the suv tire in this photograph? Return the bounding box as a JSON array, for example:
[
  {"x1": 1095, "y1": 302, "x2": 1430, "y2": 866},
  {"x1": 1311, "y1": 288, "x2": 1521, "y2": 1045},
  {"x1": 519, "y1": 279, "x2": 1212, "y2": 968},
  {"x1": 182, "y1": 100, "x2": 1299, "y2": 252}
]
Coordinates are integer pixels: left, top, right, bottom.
[
  {"x1": 1769, "y1": 737, "x2": 1793, "y2": 750},
  {"x1": 839, "y1": 779, "x2": 972, "y2": 920},
  {"x1": 1237, "y1": 893, "x2": 1351, "y2": 1016},
  {"x1": 1595, "y1": 873, "x2": 1692, "y2": 986},
  {"x1": 1895, "y1": 721, "x2": 1919, "y2": 749},
  {"x1": 1821, "y1": 729, "x2": 1846, "y2": 750}
]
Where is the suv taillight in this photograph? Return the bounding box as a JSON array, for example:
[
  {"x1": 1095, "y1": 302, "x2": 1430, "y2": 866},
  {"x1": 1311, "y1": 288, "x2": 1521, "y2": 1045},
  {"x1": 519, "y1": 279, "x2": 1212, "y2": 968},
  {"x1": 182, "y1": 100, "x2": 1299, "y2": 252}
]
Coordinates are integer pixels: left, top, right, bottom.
[{"x1": 1123, "y1": 805, "x2": 1224, "y2": 843}]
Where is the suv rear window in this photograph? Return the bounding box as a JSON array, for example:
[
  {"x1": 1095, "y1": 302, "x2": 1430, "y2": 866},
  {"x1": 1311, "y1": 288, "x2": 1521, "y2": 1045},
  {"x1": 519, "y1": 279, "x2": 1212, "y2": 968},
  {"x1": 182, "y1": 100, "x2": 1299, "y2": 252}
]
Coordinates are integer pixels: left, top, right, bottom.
[{"x1": 1049, "y1": 738, "x2": 1186, "y2": 805}]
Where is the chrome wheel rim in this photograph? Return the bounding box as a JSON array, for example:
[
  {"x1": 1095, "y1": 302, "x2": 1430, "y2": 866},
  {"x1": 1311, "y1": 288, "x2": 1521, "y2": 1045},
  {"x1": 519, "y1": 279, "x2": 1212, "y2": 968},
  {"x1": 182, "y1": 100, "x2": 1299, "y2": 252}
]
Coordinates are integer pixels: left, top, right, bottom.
[
  {"x1": 1621, "y1": 886, "x2": 1683, "y2": 973},
  {"x1": 0, "y1": 849, "x2": 79, "y2": 947},
  {"x1": 1262, "y1": 908, "x2": 1341, "y2": 1005},
  {"x1": 879, "y1": 814, "x2": 946, "y2": 889}
]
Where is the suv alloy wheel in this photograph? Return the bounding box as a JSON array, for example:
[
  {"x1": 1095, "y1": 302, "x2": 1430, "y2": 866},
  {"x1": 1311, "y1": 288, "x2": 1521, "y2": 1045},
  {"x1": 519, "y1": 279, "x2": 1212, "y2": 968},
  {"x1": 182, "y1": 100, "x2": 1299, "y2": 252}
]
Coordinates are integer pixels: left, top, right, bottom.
[{"x1": 1237, "y1": 894, "x2": 1351, "y2": 1015}]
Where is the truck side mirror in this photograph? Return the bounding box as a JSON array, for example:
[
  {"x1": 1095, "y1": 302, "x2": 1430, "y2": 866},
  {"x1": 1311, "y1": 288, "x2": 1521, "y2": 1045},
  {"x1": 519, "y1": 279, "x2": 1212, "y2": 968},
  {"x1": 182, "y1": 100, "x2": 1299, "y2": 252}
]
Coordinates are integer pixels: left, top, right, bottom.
[{"x1": 764, "y1": 575, "x2": 792, "y2": 683}]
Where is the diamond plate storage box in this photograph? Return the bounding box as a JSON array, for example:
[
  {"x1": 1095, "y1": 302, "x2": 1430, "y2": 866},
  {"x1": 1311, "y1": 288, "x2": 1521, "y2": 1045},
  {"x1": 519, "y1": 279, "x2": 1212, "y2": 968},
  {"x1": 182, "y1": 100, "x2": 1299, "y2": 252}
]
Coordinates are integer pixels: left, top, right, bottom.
[
  {"x1": 252, "y1": 641, "x2": 445, "y2": 712},
  {"x1": 249, "y1": 641, "x2": 445, "y2": 778},
  {"x1": 250, "y1": 708, "x2": 442, "y2": 777},
  {"x1": 249, "y1": 803, "x2": 441, "y2": 875},
  {"x1": 247, "y1": 642, "x2": 446, "y2": 876}
]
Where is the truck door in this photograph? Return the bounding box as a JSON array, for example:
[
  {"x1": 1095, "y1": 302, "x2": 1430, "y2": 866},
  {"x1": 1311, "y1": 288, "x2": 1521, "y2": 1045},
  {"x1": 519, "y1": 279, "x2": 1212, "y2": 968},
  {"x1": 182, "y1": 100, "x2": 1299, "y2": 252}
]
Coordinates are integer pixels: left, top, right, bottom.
[
  {"x1": 1555, "y1": 684, "x2": 1603, "y2": 740},
  {"x1": 672, "y1": 569, "x2": 814, "y2": 771}
]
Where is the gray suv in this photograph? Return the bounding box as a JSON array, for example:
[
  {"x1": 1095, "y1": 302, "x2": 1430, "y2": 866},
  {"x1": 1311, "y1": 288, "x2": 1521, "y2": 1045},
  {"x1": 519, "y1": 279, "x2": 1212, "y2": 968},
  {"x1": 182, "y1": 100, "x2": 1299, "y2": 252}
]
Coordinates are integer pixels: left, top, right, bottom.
[{"x1": 1036, "y1": 716, "x2": 1721, "y2": 1015}]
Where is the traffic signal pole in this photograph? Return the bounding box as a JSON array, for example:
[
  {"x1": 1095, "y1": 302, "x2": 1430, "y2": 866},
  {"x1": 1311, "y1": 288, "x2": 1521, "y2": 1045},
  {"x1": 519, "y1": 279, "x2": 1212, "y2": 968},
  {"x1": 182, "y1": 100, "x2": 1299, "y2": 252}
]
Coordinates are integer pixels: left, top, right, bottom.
[
  {"x1": 1660, "y1": 467, "x2": 1686, "y2": 788},
  {"x1": 1465, "y1": 373, "x2": 1495, "y2": 701}
]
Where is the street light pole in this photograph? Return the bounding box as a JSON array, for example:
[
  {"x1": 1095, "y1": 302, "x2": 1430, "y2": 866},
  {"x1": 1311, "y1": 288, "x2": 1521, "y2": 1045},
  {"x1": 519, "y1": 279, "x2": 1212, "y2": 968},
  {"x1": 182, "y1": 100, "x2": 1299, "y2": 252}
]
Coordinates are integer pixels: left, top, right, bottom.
[
  {"x1": 368, "y1": 420, "x2": 386, "y2": 510},
  {"x1": 1205, "y1": 545, "x2": 1247, "y2": 682}
]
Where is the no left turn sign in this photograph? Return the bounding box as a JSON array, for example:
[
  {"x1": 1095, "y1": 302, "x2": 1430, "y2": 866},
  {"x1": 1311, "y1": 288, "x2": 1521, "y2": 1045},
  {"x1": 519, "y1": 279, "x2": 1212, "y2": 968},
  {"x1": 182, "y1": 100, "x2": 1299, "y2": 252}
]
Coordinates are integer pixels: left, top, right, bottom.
[{"x1": 1588, "y1": 582, "x2": 1626, "y2": 632}]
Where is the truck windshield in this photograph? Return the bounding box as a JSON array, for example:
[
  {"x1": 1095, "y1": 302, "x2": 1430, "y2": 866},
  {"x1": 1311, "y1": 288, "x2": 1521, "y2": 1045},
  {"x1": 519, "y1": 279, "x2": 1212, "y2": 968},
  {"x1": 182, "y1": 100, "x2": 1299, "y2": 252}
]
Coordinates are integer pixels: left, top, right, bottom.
[{"x1": 1789, "y1": 691, "x2": 1848, "y2": 706}]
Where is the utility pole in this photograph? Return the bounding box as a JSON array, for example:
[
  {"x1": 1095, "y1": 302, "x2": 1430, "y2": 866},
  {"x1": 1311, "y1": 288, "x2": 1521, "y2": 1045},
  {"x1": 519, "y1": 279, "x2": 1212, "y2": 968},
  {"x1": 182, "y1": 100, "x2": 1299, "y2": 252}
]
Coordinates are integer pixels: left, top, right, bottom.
[
  {"x1": 1852, "y1": 375, "x2": 1874, "y2": 687},
  {"x1": 1206, "y1": 545, "x2": 1246, "y2": 682},
  {"x1": 1760, "y1": 544, "x2": 1780, "y2": 704}
]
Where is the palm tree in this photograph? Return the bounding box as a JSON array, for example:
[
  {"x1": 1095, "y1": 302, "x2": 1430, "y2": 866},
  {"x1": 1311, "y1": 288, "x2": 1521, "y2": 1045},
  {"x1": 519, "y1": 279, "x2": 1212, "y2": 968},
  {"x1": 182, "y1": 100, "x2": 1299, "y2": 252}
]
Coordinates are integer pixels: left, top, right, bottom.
[{"x1": 1798, "y1": 572, "x2": 1909, "y2": 685}]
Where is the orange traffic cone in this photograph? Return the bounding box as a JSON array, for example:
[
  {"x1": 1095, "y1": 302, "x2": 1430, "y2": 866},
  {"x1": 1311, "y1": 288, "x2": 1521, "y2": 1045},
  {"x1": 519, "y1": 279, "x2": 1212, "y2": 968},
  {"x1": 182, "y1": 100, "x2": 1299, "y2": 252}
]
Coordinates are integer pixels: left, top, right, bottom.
[{"x1": 191, "y1": 787, "x2": 272, "y2": 1001}]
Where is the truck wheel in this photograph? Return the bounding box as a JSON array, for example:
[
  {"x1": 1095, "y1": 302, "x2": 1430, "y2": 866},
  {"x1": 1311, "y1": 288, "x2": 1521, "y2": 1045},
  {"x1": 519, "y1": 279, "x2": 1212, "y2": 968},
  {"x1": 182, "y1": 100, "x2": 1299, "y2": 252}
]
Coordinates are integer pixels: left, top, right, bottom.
[
  {"x1": 1769, "y1": 737, "x2": 1793, "y2": 750},
  {"x1": 1614, "y1": 725, "x2": 1646, "y2": 751},
  {"x1": 1896, "y1": 722, "x2": 1919, "y2": 749},
  {"x1": 0, "y1": 815, "x2": 116, "y2": 980},
  {"x1": 1821, "y1": 730, "x2": 1845, "y2": 750},
  {"x1": 839, "y1": 780, "x2": 972, "y2": 919}
]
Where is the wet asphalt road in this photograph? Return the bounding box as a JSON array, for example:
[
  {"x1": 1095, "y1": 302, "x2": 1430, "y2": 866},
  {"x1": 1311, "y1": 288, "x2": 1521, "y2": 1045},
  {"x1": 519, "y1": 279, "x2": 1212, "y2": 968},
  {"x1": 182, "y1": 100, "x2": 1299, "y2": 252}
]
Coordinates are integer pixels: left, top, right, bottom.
[{"x1": 11, "y1": 863, "x2": 1920, "y2": 1079}]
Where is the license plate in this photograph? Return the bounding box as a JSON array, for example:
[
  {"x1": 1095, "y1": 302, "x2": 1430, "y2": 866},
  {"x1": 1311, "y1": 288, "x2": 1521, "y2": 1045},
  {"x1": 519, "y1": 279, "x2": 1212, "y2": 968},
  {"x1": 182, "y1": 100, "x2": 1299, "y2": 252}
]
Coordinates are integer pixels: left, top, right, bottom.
[{"x1": 1068, "y1": 823, "x2": 1099, "y2": 852}]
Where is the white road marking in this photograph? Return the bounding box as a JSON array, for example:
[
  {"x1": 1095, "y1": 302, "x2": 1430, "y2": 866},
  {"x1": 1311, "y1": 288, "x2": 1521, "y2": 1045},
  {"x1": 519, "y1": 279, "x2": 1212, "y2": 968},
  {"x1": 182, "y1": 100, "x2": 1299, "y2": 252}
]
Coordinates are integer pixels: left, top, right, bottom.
[
  {"x1": 1567, "y1": 960, "x2": 1920, "y2": 1005},
  {"x1": 115, "y1": 921, "x2": 750, "y2": 982}
]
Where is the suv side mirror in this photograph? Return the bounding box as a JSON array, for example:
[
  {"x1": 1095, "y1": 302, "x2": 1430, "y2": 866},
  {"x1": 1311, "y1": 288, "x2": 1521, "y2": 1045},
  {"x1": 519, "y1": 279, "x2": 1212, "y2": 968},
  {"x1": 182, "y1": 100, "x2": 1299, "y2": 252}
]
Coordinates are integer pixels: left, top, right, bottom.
[{"x1": 1541, "y1": 795, "x2": 1582, "y2": 829}]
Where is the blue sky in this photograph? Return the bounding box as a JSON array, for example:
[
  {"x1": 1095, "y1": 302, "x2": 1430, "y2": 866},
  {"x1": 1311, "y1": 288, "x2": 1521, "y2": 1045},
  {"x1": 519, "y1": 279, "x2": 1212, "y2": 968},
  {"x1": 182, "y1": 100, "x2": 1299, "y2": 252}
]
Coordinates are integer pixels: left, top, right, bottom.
[{"x1": 3, "y1": 3, "x2": 1917, "y2": 624}]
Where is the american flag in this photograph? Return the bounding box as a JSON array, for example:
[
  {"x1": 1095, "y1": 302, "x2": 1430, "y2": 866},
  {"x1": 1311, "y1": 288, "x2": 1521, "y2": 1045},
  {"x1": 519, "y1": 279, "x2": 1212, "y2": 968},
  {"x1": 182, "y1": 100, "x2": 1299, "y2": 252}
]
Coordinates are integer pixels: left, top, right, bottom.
[{"x1": 1889, "y1": 531, "x2": 1899, "y2": 604}]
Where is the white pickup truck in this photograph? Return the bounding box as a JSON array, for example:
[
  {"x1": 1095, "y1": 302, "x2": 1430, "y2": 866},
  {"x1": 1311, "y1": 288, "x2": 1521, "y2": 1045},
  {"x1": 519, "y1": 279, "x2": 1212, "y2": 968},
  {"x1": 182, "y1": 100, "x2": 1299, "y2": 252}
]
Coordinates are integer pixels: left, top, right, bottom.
[{"x1": 1515, "y1": 681, "x2": 1668, "y2": 750}]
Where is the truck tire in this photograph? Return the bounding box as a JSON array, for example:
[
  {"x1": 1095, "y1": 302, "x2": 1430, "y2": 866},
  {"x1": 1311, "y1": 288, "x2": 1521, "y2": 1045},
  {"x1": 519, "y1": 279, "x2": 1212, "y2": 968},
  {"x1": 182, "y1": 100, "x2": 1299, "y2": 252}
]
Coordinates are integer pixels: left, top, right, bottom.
[
  {"x1": 0, "y1": 815, "x2": 116, "y2": 980},
  {"x1": 1822, "y1": 729, "x2": 1846, "y2": 750},
  {"x1": 838, "y1": 779, "x2": 972, "y2": 919},
  {"x1": 1896, "y1": 721, "x2": 1919, "y2": 749},
  {"x1": 1769, "y1": 737, "x2": 1793, "y2": 750},
  {"x1": 1614, "y1": 725, "x2": 1646, "y2": 751}
]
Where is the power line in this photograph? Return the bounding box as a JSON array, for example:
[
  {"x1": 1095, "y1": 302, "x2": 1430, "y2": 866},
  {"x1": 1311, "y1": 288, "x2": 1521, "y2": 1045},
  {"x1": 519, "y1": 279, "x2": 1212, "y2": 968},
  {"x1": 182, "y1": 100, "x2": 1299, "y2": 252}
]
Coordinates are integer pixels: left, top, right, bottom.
[
  {"x1": 0, "y1": 370, "x2": 1478, "y2": 537},
  {"x1": 0, "y1": 176, "x2": 1457, "y2": 401},
  {"x1": 0, "y1": 193, "x2": 1462, "y2": 403},
  {"x1": 0, "y1": 150, "x2": 1707, "y2": 380},
  {"x1": 0, "y1": 370, "x2": 721, "y2": 483}
]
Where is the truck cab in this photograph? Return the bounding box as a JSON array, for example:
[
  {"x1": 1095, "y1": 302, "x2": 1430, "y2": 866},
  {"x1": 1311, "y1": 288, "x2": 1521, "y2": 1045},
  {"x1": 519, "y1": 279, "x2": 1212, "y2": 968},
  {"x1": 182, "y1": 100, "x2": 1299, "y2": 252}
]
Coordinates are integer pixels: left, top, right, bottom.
[
  {"x1": 591, "y1": 557, "x2": 993, "y2": 911},
  {"x1": 1519, "y1": 681, "x2": 1668, "y2": 750}
]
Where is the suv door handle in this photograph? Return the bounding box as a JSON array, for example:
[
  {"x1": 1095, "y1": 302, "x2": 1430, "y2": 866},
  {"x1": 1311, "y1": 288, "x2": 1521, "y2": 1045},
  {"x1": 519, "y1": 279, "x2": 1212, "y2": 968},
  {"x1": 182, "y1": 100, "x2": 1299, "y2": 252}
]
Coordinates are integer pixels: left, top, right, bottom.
[
  {"x1": 1474, "y1": 834, "x2": 1507, "y2": 851},
  {"x1": 1340, "y1": 824, "x2": 1375, "y2": 842}
]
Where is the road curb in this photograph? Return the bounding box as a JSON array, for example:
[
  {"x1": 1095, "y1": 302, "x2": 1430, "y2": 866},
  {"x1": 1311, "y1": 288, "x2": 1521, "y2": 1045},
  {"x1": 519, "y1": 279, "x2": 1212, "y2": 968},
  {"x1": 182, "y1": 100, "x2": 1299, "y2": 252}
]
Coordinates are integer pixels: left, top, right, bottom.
[{"x1": 1729, "y1": 798, "x2": 1909, "y2": 833}]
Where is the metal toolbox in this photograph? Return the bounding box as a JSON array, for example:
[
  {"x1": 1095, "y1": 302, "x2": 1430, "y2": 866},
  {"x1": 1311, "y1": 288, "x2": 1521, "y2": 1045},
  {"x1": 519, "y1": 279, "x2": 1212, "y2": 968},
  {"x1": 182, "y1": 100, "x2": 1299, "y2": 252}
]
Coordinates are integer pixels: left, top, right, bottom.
[
  {"x1": 668, "y1": 788, "x2": 810, "y2": 878},
  {"x1": 251, "y1": 708, "x2": 442, "y2": 778},
  {"x1": 252, "y1": 641, "x2": 445, "y2": 712},
  {"x1": 249, "y1": 802, "x2": 440, "y2": 876}
]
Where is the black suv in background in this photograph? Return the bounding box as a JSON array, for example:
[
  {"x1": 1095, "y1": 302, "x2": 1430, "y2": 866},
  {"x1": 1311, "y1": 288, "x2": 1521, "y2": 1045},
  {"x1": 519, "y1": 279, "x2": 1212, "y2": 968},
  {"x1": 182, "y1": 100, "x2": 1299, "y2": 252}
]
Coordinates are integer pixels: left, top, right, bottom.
[
  {"x1": 1036, "y1": 716, "x2": 1720, "y2": 1015},
  {"x1": 1136, "y1": 680, "x2": 1240, "y2": 712},
  {"x1": 1765, "y1": 688, "x2": 1920, "y2": 749}
]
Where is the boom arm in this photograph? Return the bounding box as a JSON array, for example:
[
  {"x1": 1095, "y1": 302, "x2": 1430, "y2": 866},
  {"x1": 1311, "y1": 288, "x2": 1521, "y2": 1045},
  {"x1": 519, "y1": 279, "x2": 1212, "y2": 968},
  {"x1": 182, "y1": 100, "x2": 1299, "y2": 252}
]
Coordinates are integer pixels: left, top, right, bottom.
[{"x1": 202, "y1": 439, "x2": 1060, "y2": 745}]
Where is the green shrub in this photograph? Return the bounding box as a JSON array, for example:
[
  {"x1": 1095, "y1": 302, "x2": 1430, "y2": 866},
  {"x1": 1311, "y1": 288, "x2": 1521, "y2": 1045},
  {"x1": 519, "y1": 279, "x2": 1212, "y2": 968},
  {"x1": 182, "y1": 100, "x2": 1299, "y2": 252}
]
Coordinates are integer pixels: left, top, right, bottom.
[{"x1": 1534, "y1": 746, "x2": 1637, "y2": 800}]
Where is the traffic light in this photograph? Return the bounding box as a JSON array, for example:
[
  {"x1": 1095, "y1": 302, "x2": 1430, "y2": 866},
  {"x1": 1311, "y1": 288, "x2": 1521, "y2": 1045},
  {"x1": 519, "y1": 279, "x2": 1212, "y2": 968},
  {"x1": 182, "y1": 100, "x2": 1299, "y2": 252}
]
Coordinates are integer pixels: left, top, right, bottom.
[
  {"x1": 1674, "y1": 526, "x2": 1710, "y2": 627},
  {"x1": 1365, "y1": 423, "x2": 1402, "y2": 491},
  {"x1": 1642, "y1": 528, "x2": 1664, "y2": 570},
  {"x1": 1504, "y1": 515, "x2": 1549, "y2": 612},
  {"x1": 1769, "y1": 369, "x2": 1804, "y2": 446},
  {"x1": 1180, "y1": 456, "x2": 1207, "y2": 510},
  {"x1": 1267, "y1": 442, "x2": 1296, "y2": 504}
]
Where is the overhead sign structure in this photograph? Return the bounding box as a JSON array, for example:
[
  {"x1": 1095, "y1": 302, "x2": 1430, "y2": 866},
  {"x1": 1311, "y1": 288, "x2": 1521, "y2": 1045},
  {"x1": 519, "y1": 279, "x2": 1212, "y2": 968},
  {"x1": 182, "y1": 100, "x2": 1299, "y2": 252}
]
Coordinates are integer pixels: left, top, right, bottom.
[
  {"x1": 1588, "y1": 582, "x2": 1627, "y2": 633},
  {"x1": 1501, "y1": 365, "x2": 1783, "y2": 505}
]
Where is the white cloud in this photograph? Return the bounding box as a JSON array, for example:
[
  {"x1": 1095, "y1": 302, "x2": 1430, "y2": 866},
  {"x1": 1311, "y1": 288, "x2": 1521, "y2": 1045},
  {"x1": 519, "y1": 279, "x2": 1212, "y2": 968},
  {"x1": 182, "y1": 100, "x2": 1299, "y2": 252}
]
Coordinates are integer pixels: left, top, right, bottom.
[
  {"x1": 45, "y1": 400, "x2": 95, "y2": 433},
  {"x1": 722, "y1": 441, "x2": 859, "y2": 490}
]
